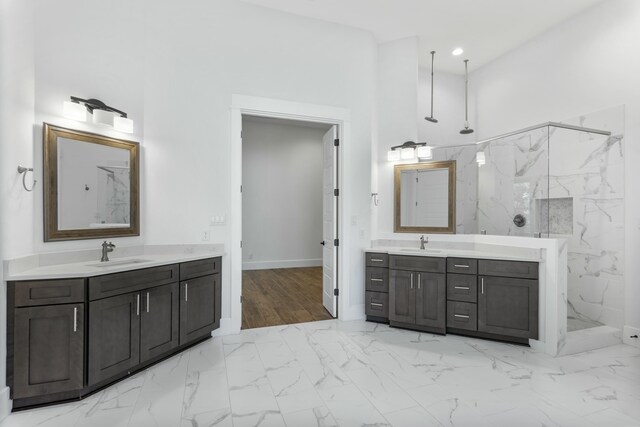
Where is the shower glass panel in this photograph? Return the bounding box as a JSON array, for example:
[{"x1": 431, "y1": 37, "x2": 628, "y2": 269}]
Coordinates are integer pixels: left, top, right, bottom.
[
  {"x1": 548, "y1": 126, "x2": 624, "y2": 332},
  {"x1": 476, "y1": 127, "x2": 549, "y2": 238}
]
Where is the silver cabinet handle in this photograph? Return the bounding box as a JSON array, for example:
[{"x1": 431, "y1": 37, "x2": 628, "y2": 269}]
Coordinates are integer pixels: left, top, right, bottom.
[
  {"x1": 454, "y1": 286, "x2": 470, "y2": 290},
  {"x1": 418, "y1": 273, "x2": 421, "y2": 289},
  {"x1": 371, "y1": 258, "x2": 384, "y2": 262},
  {"x1": 454, "y1": 314, "x2": 470, "y2": 319},
  {"x1": 410, "y1": 273, "x2": 414, "y2": 289},
  {"x1": 454, "y1": 264, "x2": 470, "y2": 268},
  {"x1": 370, "y1": 278, "x2": 383, "y2": 282},
  {"x1": 146, "y1": 292, "x2": 150, "y2": 313},
  {"x1": 370, "y1": 303, "x2": 383, "y2": 307},
  {"x1": 73, "y1": 307, "x2": 78, "y2": 332},
  {"x1": 185, "y1": 283, "x2": 188, "y2": 302},
  {"x1": 481, "y1": 277, "x2": 484, "y2": 294},
  {"x1": 136, "y1": 294, "x2": 140, "y2": 316}
]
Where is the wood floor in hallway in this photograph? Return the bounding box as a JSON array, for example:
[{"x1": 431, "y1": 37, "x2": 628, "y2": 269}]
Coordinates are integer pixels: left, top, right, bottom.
[{"x1": 242, "y1": 267, "x2": 333, "y2": 329}]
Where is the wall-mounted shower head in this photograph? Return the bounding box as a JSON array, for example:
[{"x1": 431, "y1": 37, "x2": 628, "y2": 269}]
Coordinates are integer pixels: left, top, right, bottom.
[
  {"x1": 460, "y1": 59, "x2": 474, "y2": 135},
  {"x1": 425, "y1": 51, "x2": 438, "y2": 123}
]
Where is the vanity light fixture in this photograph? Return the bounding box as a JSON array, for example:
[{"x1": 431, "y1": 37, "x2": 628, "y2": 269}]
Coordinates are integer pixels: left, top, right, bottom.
[
  {"x1": 476, "y1": 151, "x2": 486, "y2": 166},
  {"x1": 62, "y1": 96, "x2": 134, "y2": 134},
  {"x1": 387, "y1": 141, "x2": 432, "y2": 162}
]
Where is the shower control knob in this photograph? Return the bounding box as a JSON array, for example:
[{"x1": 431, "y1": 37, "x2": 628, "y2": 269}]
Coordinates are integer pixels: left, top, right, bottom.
[{"x1": 513, "y1": 214, "x2": 527, "y2": 228}]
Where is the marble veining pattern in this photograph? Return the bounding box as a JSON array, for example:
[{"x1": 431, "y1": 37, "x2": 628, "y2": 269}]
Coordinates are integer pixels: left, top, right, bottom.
[{"x1": 2, "y1": 319, "x2": 639, "y2": 427}]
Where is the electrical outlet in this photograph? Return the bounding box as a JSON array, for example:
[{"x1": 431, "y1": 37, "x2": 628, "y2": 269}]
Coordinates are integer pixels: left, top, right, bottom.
[{"x1": 202, "y1": 231, "x2": 210, "y2": 241}]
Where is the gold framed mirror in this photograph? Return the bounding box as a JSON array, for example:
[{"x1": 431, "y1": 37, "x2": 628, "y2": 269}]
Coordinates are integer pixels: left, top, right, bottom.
[
  {"x1": 394, "y1": 160, "x2": 456, "y2": 233},
  {"x1": 43, "y1": 123, "x2": 140, "y2": 241}
]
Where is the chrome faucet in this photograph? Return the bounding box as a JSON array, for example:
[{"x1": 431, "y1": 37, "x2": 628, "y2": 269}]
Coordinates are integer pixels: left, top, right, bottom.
[
  {"x1": 420, "y1": 235, "x2": 428, "y2": 250},
  {"x1": 101, "y1": 241, "x2": 116, "y2": 262}
]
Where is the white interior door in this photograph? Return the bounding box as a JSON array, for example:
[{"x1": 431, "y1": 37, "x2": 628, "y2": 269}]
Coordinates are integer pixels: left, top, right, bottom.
[{"x1": 322, "y1": 125, "x2": 338, "y2": 317}]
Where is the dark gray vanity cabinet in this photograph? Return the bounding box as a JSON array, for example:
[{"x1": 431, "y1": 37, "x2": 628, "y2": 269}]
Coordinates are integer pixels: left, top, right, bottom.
[
  {"x1": 179, "y1": 258, "x2": 221, "y2": 345},
  {"x1": 389, "y1": 255, "x2": 446, "y2": 334},
  {"x1": 89, "y1": 292, "x2": 141, "y2": 386},
  {"x1": 141, "y1": 282, "x2": 180, "y2": 361},
  {"x1": 478, "y1": 260, "x2": 539, "y2": 340},
  {"x1": 365, "y1": 253, "x2": 390, "y2": 322},
  {"x1": 8, "y1": 256, "x2": 222, "y2": 410},
  {"x1": 8, "y1": 279, "x2": 85, "y2": 401}
]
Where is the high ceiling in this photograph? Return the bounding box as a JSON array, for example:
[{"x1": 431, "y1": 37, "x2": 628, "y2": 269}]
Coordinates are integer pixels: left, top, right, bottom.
[{"x1": 237, "y1": 0, "x2": 606, "y2": 74}]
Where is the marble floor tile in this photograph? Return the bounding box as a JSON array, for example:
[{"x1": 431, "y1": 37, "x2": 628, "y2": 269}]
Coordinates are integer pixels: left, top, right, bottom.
[
  {"x1": 1, "y1": 320, "x2": 638, "y2": 427},
  {"x1": 281, "y1": 406, "x2": 338, "y2": 427},
  {"x1": 383, "y1": 406, "x2": 442, "y2": 427}
]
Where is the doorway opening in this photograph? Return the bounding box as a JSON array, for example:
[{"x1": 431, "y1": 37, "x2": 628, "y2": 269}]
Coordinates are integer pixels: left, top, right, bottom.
[{"x1": 240, "y1": 115, "x2": 339, "y2": 329}]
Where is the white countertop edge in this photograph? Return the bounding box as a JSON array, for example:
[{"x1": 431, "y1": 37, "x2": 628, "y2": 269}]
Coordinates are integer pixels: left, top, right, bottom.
[
  {"x1": 5, "y1": 251, "x2": 226, "y2": 281},
  {"x1": 367, "y1": 247, "x2": 543, "y2": 262}
]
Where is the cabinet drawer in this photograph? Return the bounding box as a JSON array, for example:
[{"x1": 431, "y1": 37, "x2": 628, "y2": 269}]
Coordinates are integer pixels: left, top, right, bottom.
[
  {"x1": 478, "y1": 259, "x2": 538, "y2": 279},
  {"x1": 180, "y1": 257, "x2": 220, "y2": 281},
  {"x1": 89, "y1": 264, "x2": 179, "y2": 301},
  {"x1": 13, "y1": 279, "x2": 85, "y2": 307},
  {"x1": 389, "y1": 255, "x2": 445, "y2": 273},
  {"x1": 365, "y1": 267, "x2": 389, "y2": 293},
  {"x1": 446, "y1": 258, "x2": 477, "y2": 275},
  {"x1": 447, "y1": 301, "x2": 477, "y2": 331},
  {"x1": 446, "y1": 274, "x2": 477, "y2": 303},
  {"x1": 365, "y1": 252, "x2": 388, "y2": 268},
  {"x1": 365, "y1": 291, "x2": 389, "y2": 319}
]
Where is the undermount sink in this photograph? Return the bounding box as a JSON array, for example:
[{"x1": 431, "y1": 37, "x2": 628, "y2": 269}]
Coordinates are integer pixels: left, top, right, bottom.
[
  {"x1": 398, "y1": 248, "x2": 442, "y2": 254},
  {"x1": 86, "y1": 258, "x2": 151, "y2": 268}
]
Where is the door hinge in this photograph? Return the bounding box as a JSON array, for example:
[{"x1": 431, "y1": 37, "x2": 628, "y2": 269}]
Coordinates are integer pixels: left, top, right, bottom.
[
  {"x1": 240, "y1": 295, "x2": 244, "y2": 303},
  {"x1": 240, "y1": 185, "x2": 243, "y2": 193},
  {"x1": 333, "y1": 239, "x2": 339, "y2": 246},
  {"x1": 334, "y1": 189, "x2": 339, "y2": 196},
  {"x1": 333, "y1": 288, "x2": 339, "y2": 296},
  {"x1": 334, "y1": 138, "x2": 340, "y2": 147},
  {"x1": 240, "y1": 240, "x2": 243, "y2": 248}
]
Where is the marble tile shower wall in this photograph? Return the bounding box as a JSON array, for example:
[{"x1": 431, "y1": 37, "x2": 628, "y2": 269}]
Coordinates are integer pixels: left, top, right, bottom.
[
  {"x1": 550, "y1": 107, "x2": 625, "y2": 331},
  {"x1": 433, "y1": 106, "x2": 625, "y2": 332}
]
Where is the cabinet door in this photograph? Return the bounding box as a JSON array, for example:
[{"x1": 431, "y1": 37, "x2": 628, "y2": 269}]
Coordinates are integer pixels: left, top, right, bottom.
[
  {"x1": 140, "y1": 283, "x2": 179, "y2": 363},
  {"x1": 89, "y1": 293, "x2": 140, "y2": 386},
  {"x1": 389, "y1": 269, "x2": 415, "y2": 324},
  {"x1": 478, "y1": 276, "x2": 538, "y2": 339},
  {"x1": 415, "y1": 272, "x2": 446, "y2": 331},
  {"x1": 13, "y1": 304, "x2": 84, "y2": 399},
  {"x1": 180, "y1": 274, "x2": 217, "y2": 345}
]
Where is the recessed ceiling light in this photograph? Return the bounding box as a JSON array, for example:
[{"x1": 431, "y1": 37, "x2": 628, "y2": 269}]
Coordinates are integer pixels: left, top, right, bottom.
[{"x1": 452, "y1": 47, "x2": 464, "y2": 56}]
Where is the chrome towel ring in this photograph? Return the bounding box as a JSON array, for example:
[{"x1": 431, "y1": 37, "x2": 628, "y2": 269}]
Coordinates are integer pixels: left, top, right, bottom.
[{"x1": 17, "y1": 166, "x2": 37, "y2": 192}]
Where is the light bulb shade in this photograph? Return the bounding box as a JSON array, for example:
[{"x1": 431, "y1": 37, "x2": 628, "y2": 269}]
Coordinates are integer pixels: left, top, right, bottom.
[
  {"x1": 114, "y1": 116, "x2": 134, "y2": 133},
  {"x1": 476, "y1": 151, "x2": 486, "y2": 165},
  {"x1": 416, "y1": 145, "x2": 432, "y2": 159},
  {"x1": 93, "y1": 109, "x2": 115, "y2": 126},
  {"x1": 387, "y1": 149, "x2": 400, "y2": 162},
  {"x1": 63, "y1": 101, "x2": 86, "y2": 121},
  {"x1": 400, "y1": 147, "x2": 415, "y2": 160}
]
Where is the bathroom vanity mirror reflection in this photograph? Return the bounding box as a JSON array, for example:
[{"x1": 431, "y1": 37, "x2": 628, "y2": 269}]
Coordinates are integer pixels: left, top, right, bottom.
[
  {"x1": 394, "y1": 160, "x2": 456, "y2": 233},
  {"x1": 44, "y1": 123, "x2": 140, "y2": 241}
]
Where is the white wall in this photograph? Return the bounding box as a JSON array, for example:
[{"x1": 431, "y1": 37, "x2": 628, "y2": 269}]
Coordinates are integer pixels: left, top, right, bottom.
[
  {"x1": 468, "y1": 0, "x2": 640, "y2": 331},
  {"x1": 0, "y1": 0, "x2": 35, "y2": 417},
  {"x1": 242, "y1": 119, "x2": 325, "y2": 270},
  {"x1": 27, "y1": 0, "x2": 376, "y2": 322},
  {"x1": 373, "y1": 40, "x2": 470, "y2": 240}
]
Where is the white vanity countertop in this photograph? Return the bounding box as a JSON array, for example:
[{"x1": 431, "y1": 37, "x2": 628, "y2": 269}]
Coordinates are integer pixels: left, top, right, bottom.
[
  {"x1": 368, "y1": 245, "x2": 543, "y2": 262},
  {"x1": 4, "y1": 244, "x2": 225, "y2": 281}
]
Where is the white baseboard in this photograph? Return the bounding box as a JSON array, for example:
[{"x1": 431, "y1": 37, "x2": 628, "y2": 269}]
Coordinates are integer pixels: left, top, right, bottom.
[
  {"x1": 211, "y1": 317, "x2": 237, "y2": 337},
  {"x1": 341, "y1": 304, "x2": 366, "y2": 322},
  {"x1": 0, "y1": 387, "x2": 11, "y2": 422},
  {"x1": 242, "y1": 258, "x2": 322, "y2": 271},
  {"x1": 623, "y1": 325, "x2": 640, "y2": 348}
]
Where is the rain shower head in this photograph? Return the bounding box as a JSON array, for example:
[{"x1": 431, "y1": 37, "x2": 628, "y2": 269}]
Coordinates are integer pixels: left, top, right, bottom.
[
  {"x1": 424, "y1": 51, "x2": 438, "y2": 123},
  {"x1": 459, "y1": 59, "x2": 474, "y2": 135},
  {"x1": 460, "y1": 127, "x2": 474, "y2": 135}
]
